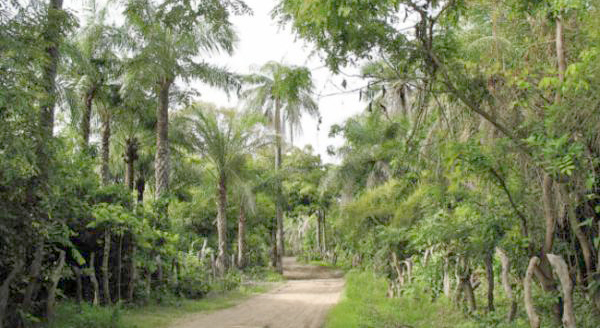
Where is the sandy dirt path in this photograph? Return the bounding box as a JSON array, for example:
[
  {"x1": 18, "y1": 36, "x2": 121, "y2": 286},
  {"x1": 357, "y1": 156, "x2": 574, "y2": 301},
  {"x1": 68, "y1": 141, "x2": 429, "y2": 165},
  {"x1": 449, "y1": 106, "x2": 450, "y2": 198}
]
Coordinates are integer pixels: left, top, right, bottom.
[{"x1": 169, "y1": 257, "x2": 345, "y2": 328}]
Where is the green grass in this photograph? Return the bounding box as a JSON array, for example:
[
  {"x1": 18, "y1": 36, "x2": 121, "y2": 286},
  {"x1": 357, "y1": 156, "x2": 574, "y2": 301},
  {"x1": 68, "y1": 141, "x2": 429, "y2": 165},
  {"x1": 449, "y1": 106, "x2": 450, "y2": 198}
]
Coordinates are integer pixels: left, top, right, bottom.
[
  {"x1": 308, "y1": 259, "x2": 337, "y2": 268},
  {"x1": 47, "y1": 302, "x2": 126, "y2": 328},
  {"x1": 48, "y1": 282, "x2": 278, "y2": 328},
  {"x1": 325, "y1": 270, "x2": 464, "y2": 328},
  {"x1": 121, "y1": 284, "x2": 272, "y2": 328}
]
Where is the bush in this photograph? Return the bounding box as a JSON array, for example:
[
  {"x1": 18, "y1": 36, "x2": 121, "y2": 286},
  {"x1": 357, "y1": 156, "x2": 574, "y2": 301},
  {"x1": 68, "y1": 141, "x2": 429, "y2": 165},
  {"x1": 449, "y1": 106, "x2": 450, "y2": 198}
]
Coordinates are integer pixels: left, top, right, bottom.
[
  {"x1": 211, "y1": 270, "x2": 242, "y2": 292},
  {"x1": 47, "y1": 302, "x2": 127, "y2": 328},
  {"x1": 326, "y1": 270, "x2": 464, "y2": 328},
  {"x1": 175, "y1": 274, "x2": 211, "y2": 299}
]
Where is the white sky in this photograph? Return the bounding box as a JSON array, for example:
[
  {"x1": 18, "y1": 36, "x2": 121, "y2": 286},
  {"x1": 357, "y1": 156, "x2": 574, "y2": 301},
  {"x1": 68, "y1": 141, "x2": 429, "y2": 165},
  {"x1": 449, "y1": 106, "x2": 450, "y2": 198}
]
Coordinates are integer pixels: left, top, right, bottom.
[
  {"x1": 196, "y1": 0, "x2": 366, "y2": 163},
  {"x1": 65, "y1": 0, "x2": 368, "y2": 163}
]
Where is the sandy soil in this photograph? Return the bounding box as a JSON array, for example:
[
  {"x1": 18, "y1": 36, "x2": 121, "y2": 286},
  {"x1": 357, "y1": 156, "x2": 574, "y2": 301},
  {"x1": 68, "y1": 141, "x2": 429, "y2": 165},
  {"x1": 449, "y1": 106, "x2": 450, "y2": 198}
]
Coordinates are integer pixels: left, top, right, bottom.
[{"x1": 169, "y1": 257, "x2": 345, "y2": 328}]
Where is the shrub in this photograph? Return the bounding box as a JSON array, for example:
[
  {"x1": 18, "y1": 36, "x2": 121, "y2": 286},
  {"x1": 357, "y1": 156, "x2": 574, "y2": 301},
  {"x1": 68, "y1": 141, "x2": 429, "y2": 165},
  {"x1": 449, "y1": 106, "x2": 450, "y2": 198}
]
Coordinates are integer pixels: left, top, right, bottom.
[{"x1": 47, "y1": 302, "x2": 127, "y2": 328}]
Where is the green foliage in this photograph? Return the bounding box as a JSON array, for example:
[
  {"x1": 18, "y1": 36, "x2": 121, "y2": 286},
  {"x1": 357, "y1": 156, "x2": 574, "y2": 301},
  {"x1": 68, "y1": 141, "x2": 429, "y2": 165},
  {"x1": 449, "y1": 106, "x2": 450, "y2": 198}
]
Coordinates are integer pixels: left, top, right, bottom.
[
  {"x1": 326, "y1": 270, "x2": 464, "y2": 328},
  {"x1": 48, "y1": 302, "x2": 126, "y2": 328}
]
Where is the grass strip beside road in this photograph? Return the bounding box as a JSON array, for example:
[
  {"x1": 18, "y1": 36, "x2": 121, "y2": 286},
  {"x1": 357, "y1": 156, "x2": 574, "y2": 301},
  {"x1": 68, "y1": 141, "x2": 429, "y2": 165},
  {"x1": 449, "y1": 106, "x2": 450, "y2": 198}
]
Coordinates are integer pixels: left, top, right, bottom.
[
  {"x1": 325, "y1": 270, "x2": 463, "y2": 328},
  {"x1": 122, "y1": 283, "x2": 275, "y2": 328}
]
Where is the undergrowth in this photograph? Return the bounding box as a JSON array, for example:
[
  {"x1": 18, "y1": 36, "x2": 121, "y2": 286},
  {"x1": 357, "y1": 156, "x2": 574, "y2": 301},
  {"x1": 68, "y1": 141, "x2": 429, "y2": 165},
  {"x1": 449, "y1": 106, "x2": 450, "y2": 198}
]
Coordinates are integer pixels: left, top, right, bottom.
[
  {"x1": 327, "y1": 269, "x2": 600, "y2": 328},
  {"x1": 46, "y1": 267, "x2": 282, "y2": 328},
  {"x1": 326, "y1": 270, "x2": 464, "y2": 328}
]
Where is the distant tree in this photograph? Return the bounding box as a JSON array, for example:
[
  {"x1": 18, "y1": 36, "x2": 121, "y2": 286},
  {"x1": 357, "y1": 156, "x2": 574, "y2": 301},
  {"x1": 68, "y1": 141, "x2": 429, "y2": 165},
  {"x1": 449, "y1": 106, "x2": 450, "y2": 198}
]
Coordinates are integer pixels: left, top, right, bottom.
[
  {"x1": 243, "y1": 61, "x2": 318, "y2": 272},
  {"x1": 181, "y1": 103, "x2": 265, "y2": 275}
]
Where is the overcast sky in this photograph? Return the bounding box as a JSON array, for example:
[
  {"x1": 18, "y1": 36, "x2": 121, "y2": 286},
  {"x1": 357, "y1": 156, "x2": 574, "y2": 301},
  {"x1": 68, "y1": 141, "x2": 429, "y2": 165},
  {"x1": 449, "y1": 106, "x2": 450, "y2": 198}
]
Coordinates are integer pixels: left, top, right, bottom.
[
  {"x1": 197, "y1": 0, "x2": 367, "y2": 163},
  {"x1": 66, "y1": 0, "x2": 368, "y2": 163}
]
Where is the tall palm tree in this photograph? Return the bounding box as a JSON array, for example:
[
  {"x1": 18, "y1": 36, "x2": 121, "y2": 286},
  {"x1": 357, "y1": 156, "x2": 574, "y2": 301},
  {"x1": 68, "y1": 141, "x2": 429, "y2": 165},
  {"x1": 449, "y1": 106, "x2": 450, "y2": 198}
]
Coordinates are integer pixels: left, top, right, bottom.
[
  {"x1": 66, "y1": 0, "x2": 116, "y2": 149},
  {"x1": 180, "y1": 103, "x2": 265, "y2": 275},
  {"x1": 123, "y1": 0, "x2": 247, "y2": 200},
  {"x1": 243, "y1": 61, "x2": 318, "y2": 272}
]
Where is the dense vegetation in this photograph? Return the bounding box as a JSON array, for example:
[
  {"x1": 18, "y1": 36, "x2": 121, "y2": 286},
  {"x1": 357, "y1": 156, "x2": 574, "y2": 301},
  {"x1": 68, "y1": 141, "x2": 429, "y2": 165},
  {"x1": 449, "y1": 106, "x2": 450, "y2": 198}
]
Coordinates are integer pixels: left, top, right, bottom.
[{"x1": 2, "y1": 0, "x2": 600, "y2": 327}]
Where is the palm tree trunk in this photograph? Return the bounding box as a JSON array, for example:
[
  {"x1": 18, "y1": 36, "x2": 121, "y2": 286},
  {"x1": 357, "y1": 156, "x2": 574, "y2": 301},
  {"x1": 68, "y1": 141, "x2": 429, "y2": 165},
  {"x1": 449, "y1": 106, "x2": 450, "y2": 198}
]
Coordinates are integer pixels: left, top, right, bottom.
[
  {"x1": 322, "y1": 210, "x2": 327, "y2": 253},
  {"x1": 102, "y1": 229, "x2": 111, "y2": 305},
  {"x1": 81, "y1": 85, "x2": 96, "y2": 148},
  {"x1": 155, "y1": 79, "x2": 172, "y2": 199},
  {"x1": 125, "y1": 158, "x2": 134, "y2": 191},
  {"x1": 136, "y1": 176, "x2": 145, "y2": 203},
  {"x1": 117, "y1": 234, "x2": 123, "y2": 302},
  {"x1": 124, "y1": 137, "x2": 138, "y2": 191},
  {"x1": 274, "y1": 99, "x2": 284, "y2": 273},
  {"x1": 128, "y1": 242, "x2": 136, "y2": 302},
  {"x1": 270, "y1": 223, "x2": 277, "y2": 267},
  {"x1": 237, "y1": 203, "x2": 246, "y2": 268},
  {"x1": 101, "y1": 112, "x2": 111, "y2": 185},
  {"x1": 316, "y1": 210, "x2": 322, "y2": 254},
  {"x1": 216, "y1": 173, "x2": 228, "y2": 275}
]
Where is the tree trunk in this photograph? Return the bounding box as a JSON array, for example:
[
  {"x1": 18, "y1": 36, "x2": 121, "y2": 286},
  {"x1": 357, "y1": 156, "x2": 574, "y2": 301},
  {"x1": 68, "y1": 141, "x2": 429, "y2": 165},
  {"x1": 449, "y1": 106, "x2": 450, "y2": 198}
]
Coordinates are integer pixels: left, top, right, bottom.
[
  {"x1": 443, "y1": 257, "x2": 451, "y2": 298},
  {"x1": 454, "y1": 267, "x2": 464, "y2": 306},
  {"x1": 136, "y1": 176, "x2": 145, "y2": 203},
  {"x1": 101, "y1": 112, "x2": 111, "y2": 185},
  {"x1": 484, "y1": 252, "x2": 495, "y2": 312},
  {"x1": 33, "y1": 0, "x2": 63, "y2": 197},
  {"x1": 270, "y1": 223, "x2": 277, "y2": 268},
  {"x1": 23, "y1": 241, "x2": 44, "y2": 310},
  {"x1": 561, "y1": 185, "x2": 593, "y2": 281},
  {"x1": 156, "y1": 255, "x2": 163, "y2": 286},
  {"x1": 171, "y1": 258, "x2": 179, "y2": 286},
  {"x1": 316, "y1": 210, "x2": 322, "y2": 254},
  {"x1": 81, "y1": 85, "x2": 96, "y2": 148},
  {"x1": 144, "y1": 271, "x2": 151, "y2": 301},
  {"x1": 0, "y1": 259, "x2": 23, "y2": 328},
  {"x1": 404, "y1": 260, "x2": 413, "y2": 283},
  {"x1": 128, "y1": 243, "x2": 137, "y2": 301},
  {"x1": 124, "y1": 137, "x2": 138, "y2": 191},
  {"x1": 117, "y1": 234, "x2": 123, "y2": 301},
  {"x1": 555, "y1": 14, "x2": 566, "y2": 102},
  {"x1": 496, "y1": 248, "x2": 517, "y2": 322},
  {"x1": 274, "y1": 99, "x2": 284, "y2": 273},
  {"x1": 524, "y1": 257, "x2": 541, "y2": 328},
  {"x1": 547, "y1": 254, "x2": 576, "y2": 328},
  {"x1": 237, "y1": 203, "x2": 246, "y2": 268},
  {"x1": 46, "y1": 250, "x2": 65, "y2": 318},
  {"x1": 391, "y1": 253, "x2": 403, "y2": 289},
  {"x1": 73, "y1": 266, "x2": 83, "y2": 304},
  {"x1": 216, "y1": 173, "x2": 228, "y2": 276},
  {"x1": 463, "y1": 276, "x2": 477, "y2": 313},
  {"x1": 542, "y1": 174, "x2": 556, "y2": 254},
  {"x1": 102, "y1": 229, "x2": 111, "y2": 305},
  {"x1": 89, "y1": 252, "x2": 99, "y2": 306},
  {"x1": 155, "y1": 79, "x2": 172, "y2": 199},
  {"x1": 322, "y1": 210, "x2": 327, "y2": 253}
]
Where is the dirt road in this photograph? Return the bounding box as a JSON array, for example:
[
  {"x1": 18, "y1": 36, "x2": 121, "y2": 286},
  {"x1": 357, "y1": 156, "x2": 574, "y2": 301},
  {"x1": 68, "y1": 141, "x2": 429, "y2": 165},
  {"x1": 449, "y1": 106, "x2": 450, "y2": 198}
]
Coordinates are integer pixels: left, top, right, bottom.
[{"x1": 169, "y1": 257, "x2": 345, "y2": 328}]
